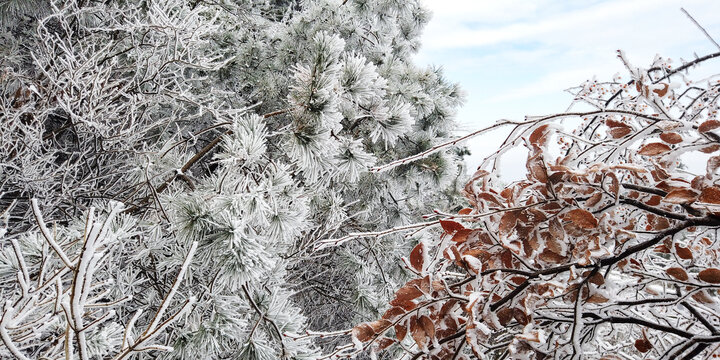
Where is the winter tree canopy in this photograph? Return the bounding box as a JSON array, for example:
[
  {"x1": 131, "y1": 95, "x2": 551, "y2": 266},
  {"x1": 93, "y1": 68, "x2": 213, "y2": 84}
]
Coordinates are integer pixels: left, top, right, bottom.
[
  {"x1": 347, "y1": 48, "x2": 720, "y2": 359},
  {"x1": 1, "y1": 0, "x2": 464, "y2": 358},
  {"x1": 2, "y1": 1, "x2": 720, "y2": 360}
]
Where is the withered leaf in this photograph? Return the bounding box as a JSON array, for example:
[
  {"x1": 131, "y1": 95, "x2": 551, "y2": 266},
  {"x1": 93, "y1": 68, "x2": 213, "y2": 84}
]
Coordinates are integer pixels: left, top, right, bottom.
[
  {"x1": 382, "y1": 306, "x2": 405, "y2": 321},
  {"x1": 653, "y1": 83, "x2": 669, "y2": 97},
  {"x1": 588, "y1": 272, "x2": 605, "y2": 286},
  {"x1": 638, "y1": 142, "x2": 671, "y2": 156},
  {"x1": 497, "y1": 308, "x2": 514, "y2": 326},
  {"x1": 606, "y1": 172, "x2": 620, "y2": 196},
  {"x1": 410, "y1": 316, "x2": 428, "y2": 349},
  {"x1": 635, "y1": 338, "x2": 652, "y2": 353},
  {"x1": 409, "y1": 242, "x2": 425, "y2": 272},
  {"x1": 352, "y1": 323, "x2": 375, "y2": 342},
  {"x1": 701, "y1": 144, "x2": 720, "y2": 153},
  {"x1": 440, "y1": 220, "x2": 464, "y2": 234},
  {"x1": 674, "y1": 244, "x2": 693, "y2": 260},
  {"x1": 375, "y1": 337, "x2": 395, "y2": 351},
  {"x1": 529, "y1": 124, "x2": 551, "y2": 147},
  {"x1": 609, "y1": 126, "x2": 632, "y2": 139},
  {"x1": 698, "y1": 268, "x2": 720, "y2": 284},
  {"x1": 395, "y1": 324, "x2": 407, "y2": 341},
  {"x1": 666, "y1": 267, "x2": 688, "y2": 281},
  {"x1": 527, "y1": 155, "x2": 549, "y2": 183},
  {"x1": 699, "y1": 186, "x2": 720, "y2": 204},
  {"x1": 662, "y1": 189, "x2": 698, "y2": 204},
  {"x1": 368, "y1": 319, "x2": 392, "y2": 333},
  {"x1": 606, "y1": 118, "x2": 626, "y2": 128},
  {"x1": 565, "y1": 209, "x2": 599, "y2": 229},
  {"x1": 393, "y1": 284, "x2": 423, "y2": 303},
  {"x1": 586, "y1": 294, "x2": 609, "y2": 303},
  {"x1": 586, "y1": 192, "x2": 603, "y2": 207},
  {"x1": 659, "y1": 132, "x2": 683, "y2": 144},
  {"x1": 499, "y1": 211, "x2": 518, "y2": 236},
  {"x1": 419, "y1": 315, "x2": 435, "y2": 342},
  {"x1": 513, "y1": 308, "x2": 529, "y2": 325},
  {"x1": 698, "y1": 120, "x2": 720, "y2": 133},
  {"x1": 692, "y1": 290, "x2": 715, "y2": 304},
  {"x1": 451, "y1": 228, "x2": 472, "y2": 243},
  {"x1": 539, "y1": 249, "x2": 565, "y2": 264}
]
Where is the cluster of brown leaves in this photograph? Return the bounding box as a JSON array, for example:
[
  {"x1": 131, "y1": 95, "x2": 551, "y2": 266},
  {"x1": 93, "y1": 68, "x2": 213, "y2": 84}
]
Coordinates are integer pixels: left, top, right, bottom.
[{"x1": 347, "y1": 53, "x2": 720, "y2": 359}]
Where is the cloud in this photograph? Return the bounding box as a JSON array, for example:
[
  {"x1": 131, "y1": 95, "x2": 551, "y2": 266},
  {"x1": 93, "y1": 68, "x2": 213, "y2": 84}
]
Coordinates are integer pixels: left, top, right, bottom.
[{"x1": 416, "y1": 0, "x2": 720, "y2": 177}]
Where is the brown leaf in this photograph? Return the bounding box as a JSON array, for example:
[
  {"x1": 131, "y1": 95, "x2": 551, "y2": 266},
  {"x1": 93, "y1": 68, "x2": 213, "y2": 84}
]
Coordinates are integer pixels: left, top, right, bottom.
[
  {"x1": 660, "y1": 132, "x2": 683, "y2": 144},
  {"x1": 499, "y1": 211, "x2": 519, "y2": 236},
  {"x1": 707, "y1": 156, "x2": 720, "y2": 179},
  {"x1": 375, "y1": 337, "x2": 395, "y2": 351},
  {"x1": 501, "y1": 250, "x2": 514, "y2": 268},
  {"x1": 638, "y1": 142, "x2": 671, "y2": 156},
  {"x1": 606, "y1": 118, "x2": 626, "y2": 128},
  {"x1": 662, "y1": 189, "x2": 698, "y2": 204},
  {"x1": 692, "y1": 290, "x2": 715, "y2": 304},
  {"x1": 565, "y1": 209, "x2": 599, "y2": 229},
  {"x1": 527, "y1": 155, "x2": 549, "y2": 183},
  {"x1": 513, "y1": 308, "x2": 529, "y2": 325},
  {"x1": 588, "y1": 272, "x2": 605, "y2": 286},
  {"x1": 548, "y1": 218, "x2": 565, "y2": 243},
  {"x1": 607, "y1": 172, "x2": 620, "y2": 196},
  {"x1": 646, "y1": 195, "x2": 661, "y2": 206},
  {"x1": 691, "y1": 175, "x2": 707, "y2": 191},
  {"x1": 451, "y1": 229, "x2": 472, "y2": 243},
  {"x1": 394, "y1": 284, "x2": 423, "y2": 303},
  {"x1": 409, "y1": 242, "x2": 425, "y2": 272},
  {"x1": 653, "y1": 83, "x2": 669, "y2": 97},
  {"x1": 529, "y1": 124, "x2": 551, "y2": 147},
  {"x1": 609, "y1": 126, "x2": 632, "y2": 139},
  {"x1": 538, "y1": 249, "x2": 565, "y2": 264},
  {"x1": 368, "y1": 320, "x2": 392, "y2": 333},
  {"x1": 635, "y1": 338, "x2": 652, "y2": 353},
  {"x1": 458, "y1": 208, "x2": 473, "y2": 215},
  {"x1": 382, "y1": 306, "x2": 405, "y2": 321},
  {"x1": 410, "y1": 316, "x2": 428, "y2": 349},
  {"x1": 395, "y1": 324, "x2": 407, "y2": 341},
  {"x1": 497, "y1": 308, "x2": 514, "y2": 326},
  {"x1": 699, "y1": 120, "x2": 720, "y2": 133},
  {"x1": 440, "y1": 220, "x2": 465, "y2": 234},
  {"x1": 419, "y1": 315, "x2": 435, "y2": 341},
  {"x1": 700, "y1": 144, "x2": 720, "y2": 153},
  {"x1": 352, "y1": 323, "x2": 375, "y2": 342},
  {"x1": 674, "y1": 244, "x2": 693, "y2": 260},
  {"x1": 698, "y1": 268, "x2": 720, "y2": 284},
  {"x1": 586, "y1": 294, "x2": 609, "y2": 303},
  {"x1": 586, "y1": 192, "x2": 603, "y2": 207},
  {"x1": 666, "y1": 267, "x2": 689, "y2": 281},
  {"x1": 699, "y1": 186, "x2": 720, "y2": 204}
]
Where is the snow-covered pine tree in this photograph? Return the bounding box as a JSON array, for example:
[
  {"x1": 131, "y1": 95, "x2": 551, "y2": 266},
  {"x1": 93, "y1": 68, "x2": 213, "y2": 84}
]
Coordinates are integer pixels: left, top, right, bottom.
[{"x1": 0, "y1": 0, "x2": 464, "y2": 358}]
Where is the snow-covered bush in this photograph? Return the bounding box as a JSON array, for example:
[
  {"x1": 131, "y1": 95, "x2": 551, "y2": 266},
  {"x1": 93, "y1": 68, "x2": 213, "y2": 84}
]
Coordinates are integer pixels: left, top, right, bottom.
[
  {"x1": 1, "y1": 0, "x2": 464, "y2": 358},
  {"x1": 346, "y1": 50, "x2": 720, "y2": 359}
]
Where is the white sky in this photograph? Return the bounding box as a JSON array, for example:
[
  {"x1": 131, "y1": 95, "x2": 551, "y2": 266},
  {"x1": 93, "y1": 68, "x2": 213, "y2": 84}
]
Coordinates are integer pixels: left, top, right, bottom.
[{"x1": 416, "y1": 0, "x2": 720, "y2": 179}]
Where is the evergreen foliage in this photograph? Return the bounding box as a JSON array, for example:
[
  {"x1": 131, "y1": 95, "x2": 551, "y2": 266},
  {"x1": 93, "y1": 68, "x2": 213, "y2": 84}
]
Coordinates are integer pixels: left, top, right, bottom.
[{"x1": 0, "y1": 0, "x2": 464, "y2": 358}]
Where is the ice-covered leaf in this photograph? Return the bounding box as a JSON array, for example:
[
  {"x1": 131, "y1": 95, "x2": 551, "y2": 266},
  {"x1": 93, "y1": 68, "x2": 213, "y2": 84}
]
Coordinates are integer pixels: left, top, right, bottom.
[
  {"x1": 565, "y1": 209, "x2": 598, "y2": 229},
  {"x1": 409, "y1": 242, "x2": 426, "y2": 272},
  {"x1": 638, "y1": 143, "x2": 671, "y2": 156},
  {"x1": 698, "y1": 268, "x2": 720, "y2": 283},
  {"x1": 699, "y1": 120, "x2": 720, "y2": 133},
  {"x1": 666, "y1": 267, "x2": 688, "y2": 281},
  {"x1": 662, "y1": 189, "x2": 698, "y2": 204}
]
